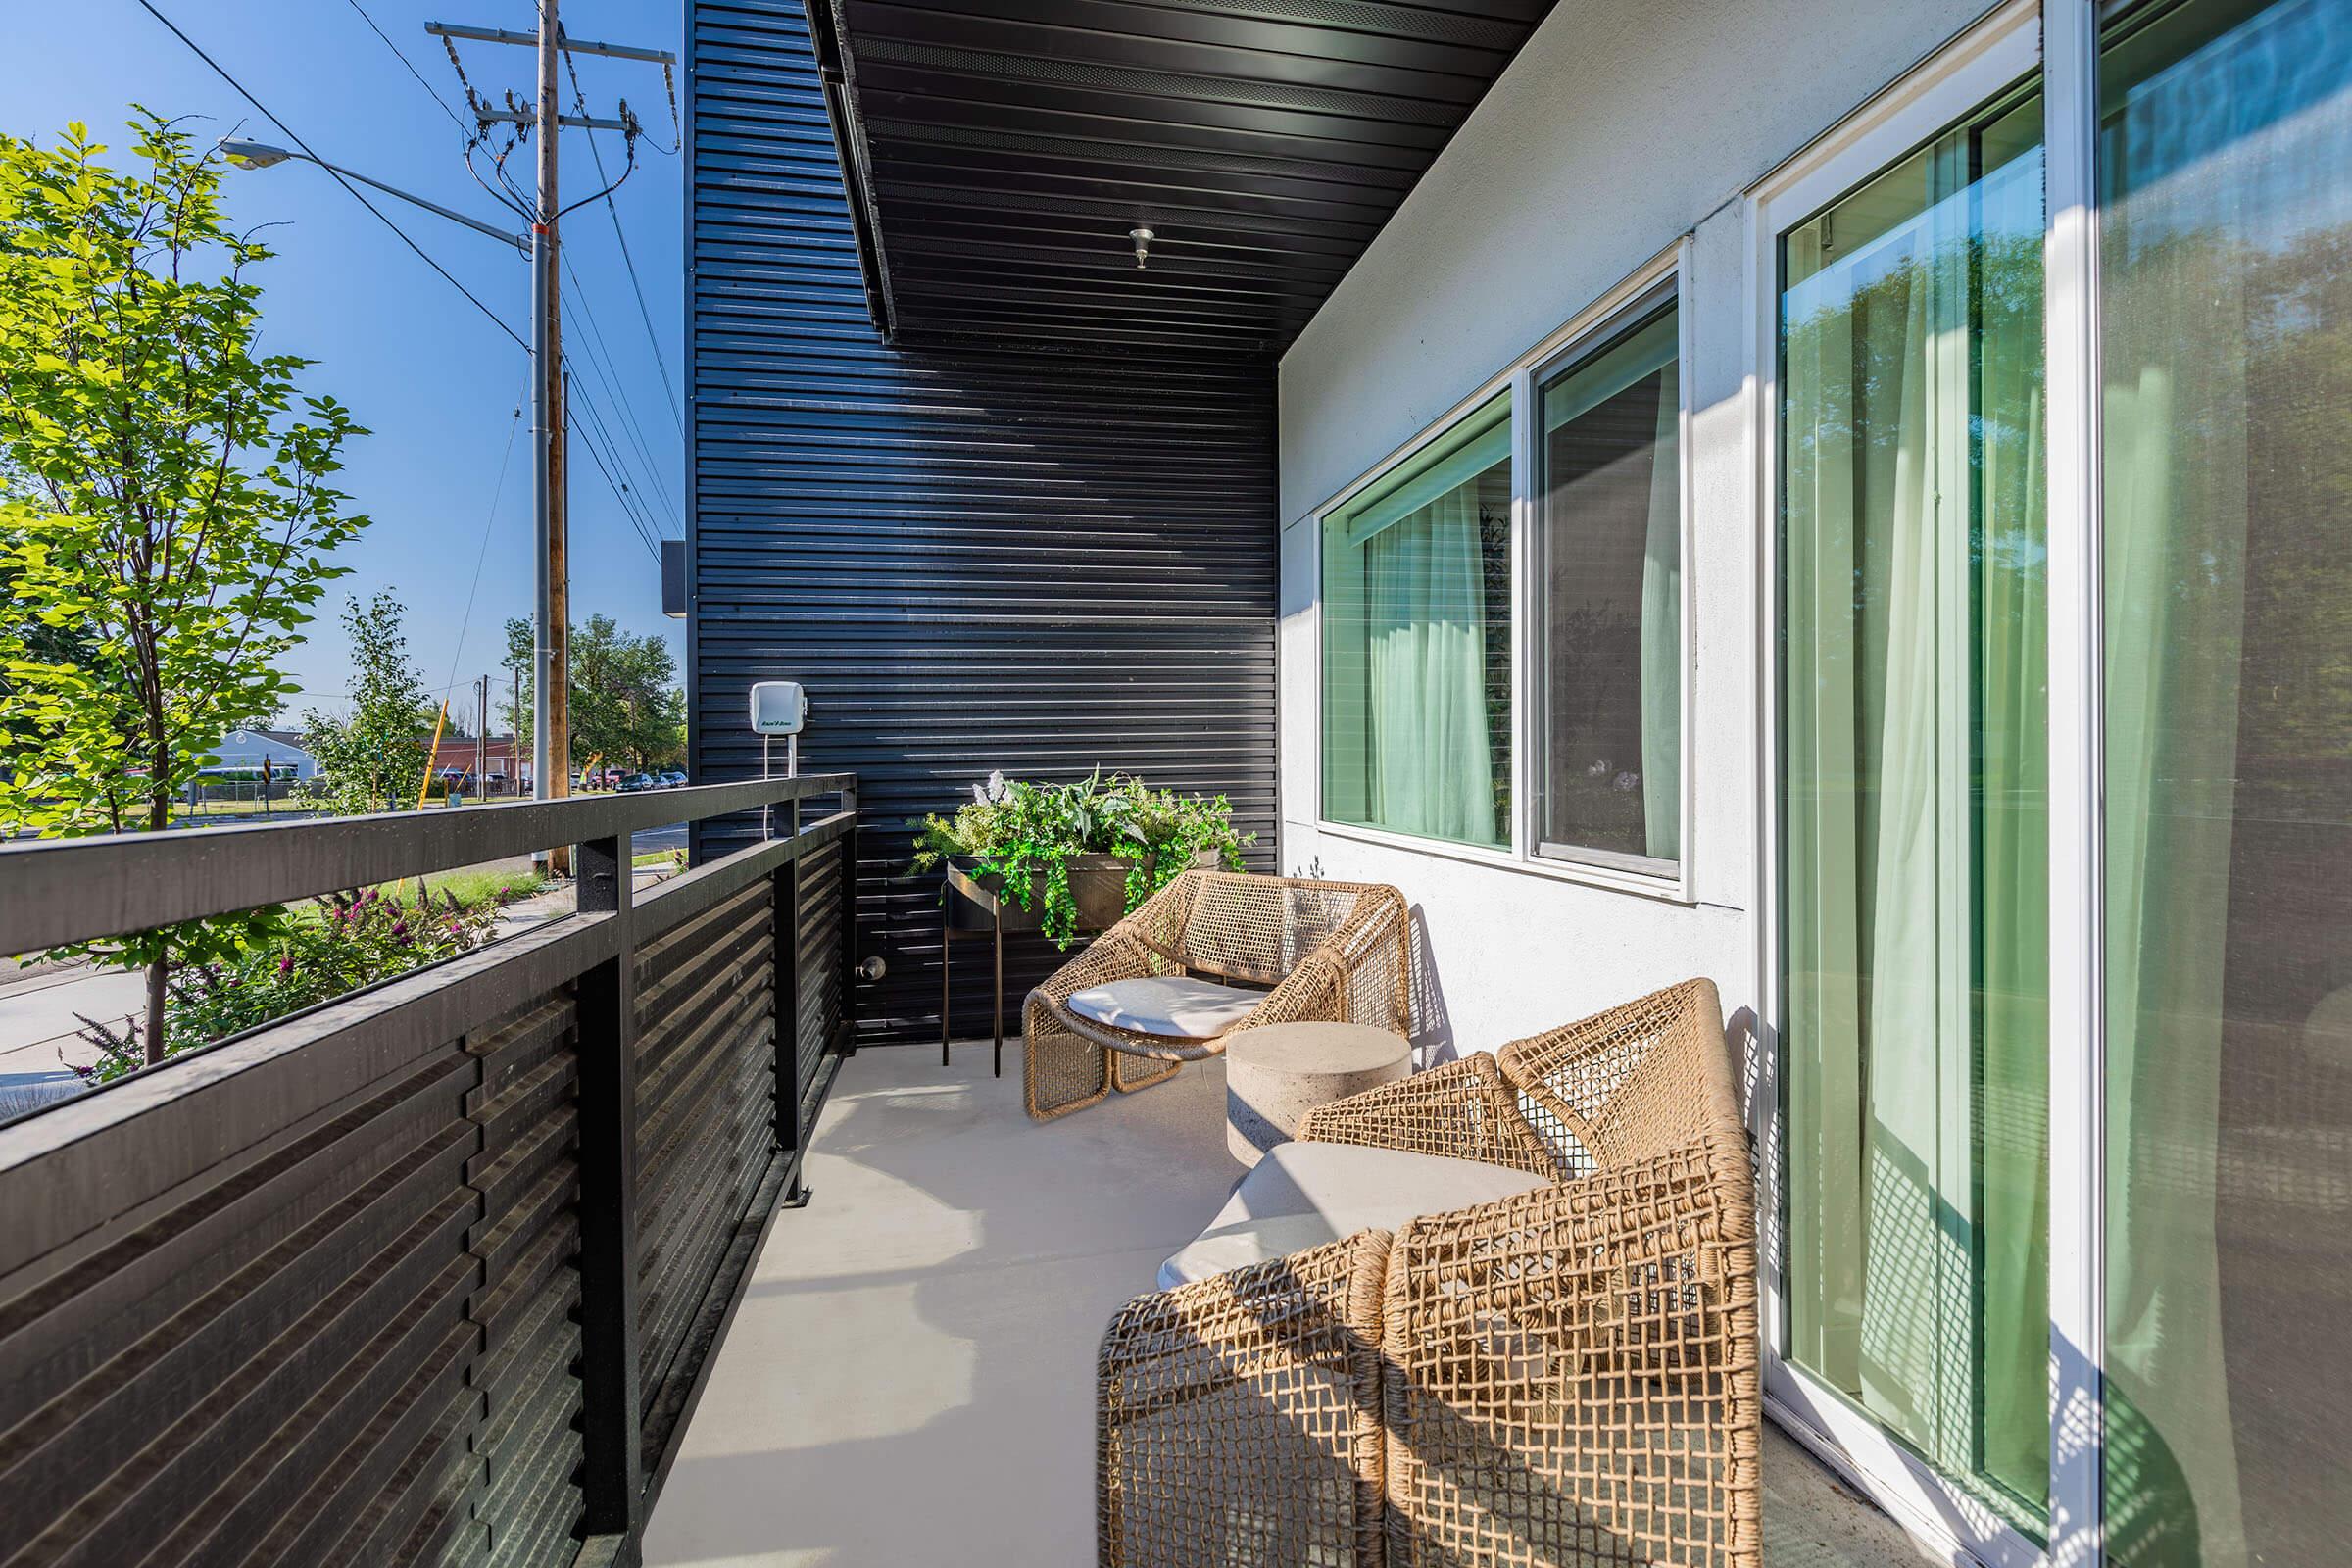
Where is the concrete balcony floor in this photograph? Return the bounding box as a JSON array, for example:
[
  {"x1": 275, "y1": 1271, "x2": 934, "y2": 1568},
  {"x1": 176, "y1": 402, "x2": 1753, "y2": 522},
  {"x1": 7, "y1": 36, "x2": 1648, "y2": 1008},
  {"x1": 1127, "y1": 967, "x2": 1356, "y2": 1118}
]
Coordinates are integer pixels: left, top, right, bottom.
[{"x1": 643, "y1": 1045, "x2": 1936, "y2": 1567}]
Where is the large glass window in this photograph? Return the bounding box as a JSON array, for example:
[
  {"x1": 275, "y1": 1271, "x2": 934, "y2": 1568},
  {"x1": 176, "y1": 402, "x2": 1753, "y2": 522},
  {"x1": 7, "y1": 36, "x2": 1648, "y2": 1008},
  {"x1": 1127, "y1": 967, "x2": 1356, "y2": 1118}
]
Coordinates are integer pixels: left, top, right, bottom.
[
  {"x1": 2099, "y1": 2, "x2": 2352, "y2": 1562},
  {"x1": 1535, "y1": 295, "x2": 1682, "y2": 869},
  {"x1": 1779, "y1": 82, "x2": 2049, "y2": 1520},
  {"x1": 1320, "y1": 393, "x2": 1512, "y2": 849}
]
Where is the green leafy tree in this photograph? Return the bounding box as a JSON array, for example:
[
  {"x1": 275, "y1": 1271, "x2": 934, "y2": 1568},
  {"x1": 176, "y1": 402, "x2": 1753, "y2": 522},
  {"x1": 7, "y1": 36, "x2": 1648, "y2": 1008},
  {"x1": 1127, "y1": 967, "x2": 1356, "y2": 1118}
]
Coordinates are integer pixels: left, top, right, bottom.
[
  {"x1": 570, "y1": 613, "x2": 684, "y2": 773},
  {"x1": 500, "y1": 613, "x2": 533, "y2": 742},
  {"x1": 302, "y1": 590, "x2": 434, "y2": 813},
  {"x1": 0, "y1": 113, "x2": 367, "y2": 1062},
  {"x1": 503, "y1": 612, "x2": 685, "y2": 777}
]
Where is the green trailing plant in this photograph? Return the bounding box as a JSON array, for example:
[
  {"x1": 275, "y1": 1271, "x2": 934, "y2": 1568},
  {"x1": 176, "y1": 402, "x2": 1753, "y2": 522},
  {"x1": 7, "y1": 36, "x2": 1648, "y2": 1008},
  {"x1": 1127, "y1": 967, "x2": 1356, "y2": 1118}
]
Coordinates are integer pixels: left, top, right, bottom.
[
  {"x1": 71, "y1": 880, "x2": 521, "y2": 1082},
  {"x1": 909, "y1": 769, "x2": 1250, "y2": 947}
]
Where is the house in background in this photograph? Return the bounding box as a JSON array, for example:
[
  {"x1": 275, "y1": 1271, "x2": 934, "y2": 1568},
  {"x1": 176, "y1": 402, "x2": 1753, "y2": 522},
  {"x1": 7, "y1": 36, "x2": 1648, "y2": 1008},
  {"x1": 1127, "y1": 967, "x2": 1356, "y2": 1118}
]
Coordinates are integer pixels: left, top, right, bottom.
[
  {"x1": 414, "y1": 730, "x2": 525, "y2": 790},
  {"x1": 682, "y1": 0, "x2": 2352, "y2": 1563},
  {"x1": 202, "y1": 725, "x2": 318, "y2": 781}
]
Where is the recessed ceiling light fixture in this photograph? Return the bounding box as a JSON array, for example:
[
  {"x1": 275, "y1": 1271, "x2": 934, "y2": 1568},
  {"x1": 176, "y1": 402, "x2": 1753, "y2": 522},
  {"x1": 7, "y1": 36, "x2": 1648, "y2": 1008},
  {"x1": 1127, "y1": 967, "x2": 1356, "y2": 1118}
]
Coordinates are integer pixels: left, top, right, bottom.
[{"x1": 1129, "y1": 226, "x2": 1154, "y2": 270}]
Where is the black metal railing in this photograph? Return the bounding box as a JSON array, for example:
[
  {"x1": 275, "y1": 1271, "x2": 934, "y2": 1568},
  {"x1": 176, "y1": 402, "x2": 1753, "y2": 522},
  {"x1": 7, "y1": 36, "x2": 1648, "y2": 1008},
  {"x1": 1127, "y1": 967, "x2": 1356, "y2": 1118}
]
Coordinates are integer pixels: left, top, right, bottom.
[{"x1": 0, "y1": 775, "x2": 858, "y2": 1567}]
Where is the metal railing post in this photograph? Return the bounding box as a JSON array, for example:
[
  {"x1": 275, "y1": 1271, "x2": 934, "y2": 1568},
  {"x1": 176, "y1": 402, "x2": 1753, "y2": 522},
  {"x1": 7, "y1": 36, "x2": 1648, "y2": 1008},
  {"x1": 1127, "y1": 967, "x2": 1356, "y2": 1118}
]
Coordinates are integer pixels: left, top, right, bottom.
[
  {"x1": 573, "y1": 830, "x2": 645, "y2": 1535},
  {"x1": 839, "y1": 778, "x2": 859, "y2": 1053},
  {"x1": 773, "y1": 837, "x2": 804, "y2": 1154}
]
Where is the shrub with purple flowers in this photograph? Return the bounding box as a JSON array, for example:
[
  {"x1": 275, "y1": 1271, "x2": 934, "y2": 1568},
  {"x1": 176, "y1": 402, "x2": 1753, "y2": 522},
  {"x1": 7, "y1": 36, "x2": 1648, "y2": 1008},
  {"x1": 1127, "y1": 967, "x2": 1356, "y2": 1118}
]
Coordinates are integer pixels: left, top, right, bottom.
[{"x1": 74, "y1": 882, "x2": 514, "y2": 1083}]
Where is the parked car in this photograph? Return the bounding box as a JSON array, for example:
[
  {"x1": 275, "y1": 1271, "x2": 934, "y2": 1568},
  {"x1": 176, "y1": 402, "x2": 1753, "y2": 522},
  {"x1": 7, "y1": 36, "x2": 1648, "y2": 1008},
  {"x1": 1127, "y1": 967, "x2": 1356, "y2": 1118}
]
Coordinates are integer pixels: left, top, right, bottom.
[
  {"x1": 616, "y1": 773, "x2": 657, "y2": 793},
  {"x1": 659, "y1": 770, "x2": 688, "y2": 789}
]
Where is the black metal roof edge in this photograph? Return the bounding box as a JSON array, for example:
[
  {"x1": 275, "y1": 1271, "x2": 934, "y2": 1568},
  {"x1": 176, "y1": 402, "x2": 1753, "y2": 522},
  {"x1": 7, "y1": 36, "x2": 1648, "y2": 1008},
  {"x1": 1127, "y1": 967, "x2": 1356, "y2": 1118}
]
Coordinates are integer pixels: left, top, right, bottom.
[{"x1": 804, "y1": 0, "x2": 899, "y2": 340}]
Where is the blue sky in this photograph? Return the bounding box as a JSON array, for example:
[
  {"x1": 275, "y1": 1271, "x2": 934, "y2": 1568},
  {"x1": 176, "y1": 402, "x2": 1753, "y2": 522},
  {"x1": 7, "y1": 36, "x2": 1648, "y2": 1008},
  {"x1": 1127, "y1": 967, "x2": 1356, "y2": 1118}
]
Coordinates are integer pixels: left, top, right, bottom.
[{"x1": 3, "y1": 1, "x2": 685, "y2": 730}]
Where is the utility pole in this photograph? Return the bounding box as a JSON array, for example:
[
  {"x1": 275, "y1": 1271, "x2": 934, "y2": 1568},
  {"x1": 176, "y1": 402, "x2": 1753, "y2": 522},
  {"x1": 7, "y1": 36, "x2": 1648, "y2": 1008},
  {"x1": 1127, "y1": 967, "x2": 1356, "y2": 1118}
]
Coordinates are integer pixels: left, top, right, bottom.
[
  {"x1": 428, "y1": 7, "x2": 675, "y2": 873},
  {"x1": 475, "y1": 674, "x2": 489, "y2": 794},
  {"x1": 535, "y1": 5, "x2": 570, "y2": 873}
]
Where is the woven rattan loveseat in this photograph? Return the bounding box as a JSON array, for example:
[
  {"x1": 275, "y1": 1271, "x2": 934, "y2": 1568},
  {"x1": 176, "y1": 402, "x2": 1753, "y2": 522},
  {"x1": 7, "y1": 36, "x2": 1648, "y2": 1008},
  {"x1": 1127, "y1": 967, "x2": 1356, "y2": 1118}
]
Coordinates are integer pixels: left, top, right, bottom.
[
  {"x1": 1098, "y1": 978, "x2": 1760, "y2": 1567},
  {"x1": 1022, "y1": 870, "x2": 1410, "y2": 1122}
]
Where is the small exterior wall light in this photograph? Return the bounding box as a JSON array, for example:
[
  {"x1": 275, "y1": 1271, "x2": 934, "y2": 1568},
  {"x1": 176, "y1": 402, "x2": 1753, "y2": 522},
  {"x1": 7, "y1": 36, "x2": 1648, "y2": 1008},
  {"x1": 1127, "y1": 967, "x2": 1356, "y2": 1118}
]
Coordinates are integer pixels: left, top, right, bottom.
[{"x1": 1129, "y1": 226, "x2": 1153, "y2": 270}]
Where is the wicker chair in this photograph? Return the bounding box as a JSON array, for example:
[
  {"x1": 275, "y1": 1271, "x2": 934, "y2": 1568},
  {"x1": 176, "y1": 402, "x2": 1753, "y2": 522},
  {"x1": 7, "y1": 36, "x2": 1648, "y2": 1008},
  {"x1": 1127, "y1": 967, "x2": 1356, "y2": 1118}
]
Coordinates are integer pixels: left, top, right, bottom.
[
  {"x1": 1022, "y1": 870, "x2": 1411, "y2": 1122},
  {"x1": 1097, "y1": 978, "x2": 1760, "y2": 1568}
]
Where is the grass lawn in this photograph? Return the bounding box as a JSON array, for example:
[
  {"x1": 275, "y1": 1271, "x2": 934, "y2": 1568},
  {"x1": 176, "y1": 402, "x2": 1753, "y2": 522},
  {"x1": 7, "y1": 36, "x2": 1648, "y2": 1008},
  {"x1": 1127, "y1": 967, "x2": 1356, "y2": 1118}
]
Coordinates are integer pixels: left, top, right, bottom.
[
  {"x1": 170, "y1": 794, "x2": 504, "y2": 820},
  {"x1": 407, "y1": 865, "x2": 554, "y2": 906},
  {"x1": 169, "y1": 797, "x2": 312, "y2": 819}
]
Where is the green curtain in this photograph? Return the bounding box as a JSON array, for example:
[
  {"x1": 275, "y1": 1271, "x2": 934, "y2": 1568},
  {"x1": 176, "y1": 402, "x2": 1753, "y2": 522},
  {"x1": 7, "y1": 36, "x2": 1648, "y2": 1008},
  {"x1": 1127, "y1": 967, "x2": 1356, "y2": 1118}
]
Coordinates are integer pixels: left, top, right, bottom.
[
  {"x1": 1974, "y1": 140, "x2": 2050, "y2": 1506},
  {"x1": 1783, "y1": 90, "x2": 2048, "y2": 1515},
  {"x1": 1362, "y1": 482, "x2": 1496, "y2": 844},
  {"x1": 2099, "y1": 7, "x2": 2264, "y2": 1557},
  {"x1": 1785, "y1": 168, "x2": 1973, "y2": 1464},
  {"x1": 1640, "y1": 357, "x2": 1682, "y2": 861},
  {"x1": 1784, "y1": 212, "x2": 1868, "y2": 1399}
]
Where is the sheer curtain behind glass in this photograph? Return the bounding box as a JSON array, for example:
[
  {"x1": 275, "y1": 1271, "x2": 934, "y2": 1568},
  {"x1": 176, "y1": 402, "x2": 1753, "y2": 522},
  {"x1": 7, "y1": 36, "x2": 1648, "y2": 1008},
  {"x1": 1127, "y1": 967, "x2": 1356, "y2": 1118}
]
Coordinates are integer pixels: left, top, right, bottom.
[
  {"x1": 1322, "y1": 396, "x2": 1512, "y2": 848},
  {"x1": 1781, "y1": 86, "x2": 2048, "y2": 1518},
  {"x1": 2101, "y1": 1, "x2": 2352, "y2": 1562},
  {"x1": 1538, "y1": 302, "x2": 1682, "y2": 866}
]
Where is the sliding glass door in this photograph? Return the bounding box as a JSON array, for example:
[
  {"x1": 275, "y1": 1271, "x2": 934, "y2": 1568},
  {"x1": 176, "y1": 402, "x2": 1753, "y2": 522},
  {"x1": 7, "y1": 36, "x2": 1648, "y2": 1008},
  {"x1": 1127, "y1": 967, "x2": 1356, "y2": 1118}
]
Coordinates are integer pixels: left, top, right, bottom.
[
  {"x1": 1778, "y1": 77, "x2": 2050, "y2": 1522},
  {"x1": 2099, "y1": 1, "x2": 2352, "y2": 1562},
  {"x1": 1763, "y1": 0, "x2": 2352, "y2": 1556}
]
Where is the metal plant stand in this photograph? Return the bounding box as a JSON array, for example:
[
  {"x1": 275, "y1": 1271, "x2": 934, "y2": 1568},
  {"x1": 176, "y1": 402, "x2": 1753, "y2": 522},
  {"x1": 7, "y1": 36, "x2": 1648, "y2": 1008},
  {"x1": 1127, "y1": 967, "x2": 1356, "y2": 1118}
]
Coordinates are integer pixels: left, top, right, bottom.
[{"x1": 941, "y1": 861, "x2": 1015, "y2": 1076}]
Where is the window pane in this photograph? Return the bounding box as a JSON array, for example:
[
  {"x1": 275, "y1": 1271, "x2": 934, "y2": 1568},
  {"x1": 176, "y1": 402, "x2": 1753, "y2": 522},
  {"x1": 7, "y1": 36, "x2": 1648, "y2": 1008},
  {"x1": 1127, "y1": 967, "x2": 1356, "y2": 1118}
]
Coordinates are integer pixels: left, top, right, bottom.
[
  {"x1": 1537, "y1": 300, "x2": 1681, "y2": 866},
  {"x1": 1780, "y1": 85, "x2": 2048, "y2": 1520},
  {"x1": 1321, "y1": 394, "x2": 1512, "y2": 848},
  {"x1": 2099, "y1": 2, "x2": 2352, "y2": 1563}
]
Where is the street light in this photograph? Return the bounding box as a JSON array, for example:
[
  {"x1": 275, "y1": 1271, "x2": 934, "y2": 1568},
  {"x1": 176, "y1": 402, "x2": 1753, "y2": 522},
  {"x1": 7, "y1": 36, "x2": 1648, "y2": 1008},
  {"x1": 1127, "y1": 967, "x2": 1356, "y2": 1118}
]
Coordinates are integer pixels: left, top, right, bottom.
[{"x1": 216, "y1": 139, "x2": 525, "y2": 254}]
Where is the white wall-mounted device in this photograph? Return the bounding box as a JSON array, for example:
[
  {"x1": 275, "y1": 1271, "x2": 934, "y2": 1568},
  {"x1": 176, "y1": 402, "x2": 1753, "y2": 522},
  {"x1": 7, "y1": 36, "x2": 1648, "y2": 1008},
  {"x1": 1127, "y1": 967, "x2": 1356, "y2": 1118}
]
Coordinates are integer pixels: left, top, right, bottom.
[
  {"x1": 749, "y1": 681, "x2": 808, "y2": 737},
  {"x1": 750, "y1": 680, "x2": 808, "y2": 837}
]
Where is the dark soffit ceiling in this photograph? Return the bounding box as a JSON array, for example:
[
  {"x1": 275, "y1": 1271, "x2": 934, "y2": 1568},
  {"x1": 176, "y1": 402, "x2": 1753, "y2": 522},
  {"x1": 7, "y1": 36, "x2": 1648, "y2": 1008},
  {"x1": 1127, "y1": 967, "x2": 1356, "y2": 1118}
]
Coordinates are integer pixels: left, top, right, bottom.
[{"x1": 806, "y1": 0, "x2": 1558, "y2": 357}]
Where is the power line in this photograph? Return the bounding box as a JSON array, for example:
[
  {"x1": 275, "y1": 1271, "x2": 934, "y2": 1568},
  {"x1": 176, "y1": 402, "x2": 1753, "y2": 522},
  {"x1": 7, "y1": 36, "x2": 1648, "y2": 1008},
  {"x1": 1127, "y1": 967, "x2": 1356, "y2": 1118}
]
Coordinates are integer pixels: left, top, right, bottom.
[
  {"x1": 558, "y1": 336, "x2": 666, "y2": 544},
  {"x1": 131, "y1": 0, "x2": 526, "y2": 350},
  {"x1": 567, "y1": 396, "x2": 663, "y2": 557},
  {"x1": 562, "y1": 371, "x2": 663, "y2": 561},
  {"x1": 343, "y1": 0, "x2": 470, "y2": 138},
  {"x1": 565, "y1": 46, "x2": 684, "y2": 430},
  {"x1": 438, "y1": 385, "x2": 527, "y2": 715},
  {"x1": 559, "y1": 262, "x2": 682, "y2": 535}
]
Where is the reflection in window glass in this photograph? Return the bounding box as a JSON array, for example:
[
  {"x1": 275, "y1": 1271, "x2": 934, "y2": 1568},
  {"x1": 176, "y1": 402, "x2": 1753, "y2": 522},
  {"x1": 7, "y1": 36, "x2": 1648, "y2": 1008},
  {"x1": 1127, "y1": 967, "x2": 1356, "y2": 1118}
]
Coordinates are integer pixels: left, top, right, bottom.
[
  {"x1": 2100, "y1": 1, "x2": 2352, "y2": 1562},
  {"x1": 1320, "y1": 394, "x2": 1512, "y2": 849},
  {"x1": 1780, "y1": 84, "x2": 2048, "y2": 1521},
  {"x1": 1536, "y1": 298, "x2": 1681, "y2": 867}
]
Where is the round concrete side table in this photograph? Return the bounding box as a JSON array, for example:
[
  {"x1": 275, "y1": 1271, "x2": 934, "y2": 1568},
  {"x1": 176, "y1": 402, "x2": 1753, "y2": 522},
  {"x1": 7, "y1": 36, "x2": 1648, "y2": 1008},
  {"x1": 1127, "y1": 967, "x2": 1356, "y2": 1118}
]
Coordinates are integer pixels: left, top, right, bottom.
[{"x1": 1225, "y1": 1021, "x2": 1411, "y2": 1167}]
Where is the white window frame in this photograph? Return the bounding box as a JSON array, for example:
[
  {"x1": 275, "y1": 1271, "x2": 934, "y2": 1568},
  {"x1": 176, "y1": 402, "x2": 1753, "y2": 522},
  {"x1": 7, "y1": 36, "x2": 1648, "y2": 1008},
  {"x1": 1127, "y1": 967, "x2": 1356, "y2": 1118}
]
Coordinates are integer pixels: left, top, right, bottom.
[
  {"x1": 1744, "y1": 3, "x2": 2102, "y2": 1567},
  {"x1": 1524, "y1": 274, "x2": 1692, "y2": 882},
  {"x1": 1308, "y1": 242, "x2": 1698, "y2": 906}
]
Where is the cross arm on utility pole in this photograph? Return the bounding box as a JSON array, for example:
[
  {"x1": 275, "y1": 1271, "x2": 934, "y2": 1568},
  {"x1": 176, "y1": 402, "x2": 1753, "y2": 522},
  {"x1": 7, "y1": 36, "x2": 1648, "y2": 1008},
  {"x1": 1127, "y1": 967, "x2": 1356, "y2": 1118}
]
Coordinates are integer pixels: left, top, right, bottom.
[
  {"x1": 475, "y1": 108, "x2": 632, "y2": 132},
  {"x1": 425, "y1": 21, "x2": 676, "y2": 65}
]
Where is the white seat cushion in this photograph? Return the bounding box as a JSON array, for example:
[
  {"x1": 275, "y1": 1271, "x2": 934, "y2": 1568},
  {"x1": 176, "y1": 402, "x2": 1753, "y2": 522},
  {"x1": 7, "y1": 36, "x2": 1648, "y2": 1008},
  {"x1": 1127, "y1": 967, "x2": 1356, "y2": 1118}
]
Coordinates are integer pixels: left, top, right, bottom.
[
  {"x1": 1065, "y1": 975, "x2": 1261, "y2": 1038},
  {"x1": 1156, "y1": 1140, "x2": 1550, "y2": 1290}
]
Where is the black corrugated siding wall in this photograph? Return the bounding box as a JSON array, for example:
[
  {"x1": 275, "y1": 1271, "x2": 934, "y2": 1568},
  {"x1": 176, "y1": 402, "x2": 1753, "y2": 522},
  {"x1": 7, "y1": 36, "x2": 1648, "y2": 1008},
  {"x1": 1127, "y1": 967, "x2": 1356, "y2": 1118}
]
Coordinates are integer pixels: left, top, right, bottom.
[{"x1": 688, "y1": 0, "x2": 1278, "y2": 1044}]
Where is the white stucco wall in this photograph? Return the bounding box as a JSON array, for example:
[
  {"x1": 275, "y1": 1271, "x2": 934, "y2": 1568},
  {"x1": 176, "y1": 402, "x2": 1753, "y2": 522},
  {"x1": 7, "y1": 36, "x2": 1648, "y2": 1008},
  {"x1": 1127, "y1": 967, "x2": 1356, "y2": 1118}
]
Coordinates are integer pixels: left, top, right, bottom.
[{"x1": 1277, "y1": 0, "x2": 1994, "y2": 1054}]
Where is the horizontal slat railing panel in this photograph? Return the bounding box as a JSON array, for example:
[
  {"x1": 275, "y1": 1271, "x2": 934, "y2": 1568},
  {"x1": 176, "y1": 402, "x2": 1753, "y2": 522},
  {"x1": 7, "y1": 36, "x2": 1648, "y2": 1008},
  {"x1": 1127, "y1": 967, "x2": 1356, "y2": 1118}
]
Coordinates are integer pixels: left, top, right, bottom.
[
  {"x1": 0, "y1": 780, "x2": 860, "y2": 1568},
  {"x1": 0, "y1": 774, "x2": 853, "y2": 957},
  {"x1": 464, "y1": 998, "x2": 587, "y2": 1568},
  {"x1": 638, "y1": 1052, "x2": 768, "y2": 1299},
  {"x1": 0, "y1": 913, "x2": 616, "y2": 1280},
  {"x1": 637, "y1": 963, "x2": 772, "y2": 1182},
  {"x1": 794, "y1": 836, "x2": 848, "y2": 1094},
  {"x1": 0, "y1": 1036, "x2": 484, "y2": 1568}
]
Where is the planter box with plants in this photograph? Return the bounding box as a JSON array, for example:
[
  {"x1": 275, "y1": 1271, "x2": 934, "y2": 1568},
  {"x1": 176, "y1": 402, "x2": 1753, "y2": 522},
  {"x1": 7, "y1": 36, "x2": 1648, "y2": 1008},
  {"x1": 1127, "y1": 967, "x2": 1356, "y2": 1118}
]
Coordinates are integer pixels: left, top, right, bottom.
[{"x1": 910, "y1": 770, "x2": 1252, "y2": 948}]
